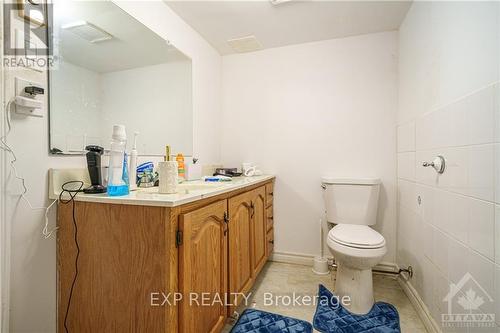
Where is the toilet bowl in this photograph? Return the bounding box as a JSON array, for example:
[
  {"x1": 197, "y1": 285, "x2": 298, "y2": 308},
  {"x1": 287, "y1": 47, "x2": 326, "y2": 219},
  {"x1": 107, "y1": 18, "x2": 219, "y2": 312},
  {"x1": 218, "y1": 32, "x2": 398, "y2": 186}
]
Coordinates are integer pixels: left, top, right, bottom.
[
  {"x1": 327, "y1": 224, "x2": 386, "y2": 314},
  {"x1": 321, "y1": 177, "x2": 385, "y2": 315}
]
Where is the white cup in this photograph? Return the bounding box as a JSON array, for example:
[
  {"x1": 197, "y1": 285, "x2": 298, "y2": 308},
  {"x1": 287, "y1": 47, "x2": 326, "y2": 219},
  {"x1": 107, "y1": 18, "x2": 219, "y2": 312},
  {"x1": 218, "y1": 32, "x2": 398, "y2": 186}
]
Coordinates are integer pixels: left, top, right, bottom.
[
  {"x1": 158, "y1": 161, "x2": 178, "y2": 194},
  {"x1": 242, "y1": 162, "x2": 252, "y2": 172},
  {"x1": 242, "y1": 163, "x2": 256, "y2": 177},
  {"x1": 244, "y1": 166, "x2": 256, "y2": 177}
]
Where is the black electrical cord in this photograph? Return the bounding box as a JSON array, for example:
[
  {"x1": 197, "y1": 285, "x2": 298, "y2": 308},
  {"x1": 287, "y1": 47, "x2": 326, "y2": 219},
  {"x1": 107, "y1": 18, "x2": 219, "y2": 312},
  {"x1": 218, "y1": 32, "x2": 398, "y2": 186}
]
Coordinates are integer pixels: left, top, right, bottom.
[{"x1": 59, "y1": 181, "x2": 85, "y2": 333}]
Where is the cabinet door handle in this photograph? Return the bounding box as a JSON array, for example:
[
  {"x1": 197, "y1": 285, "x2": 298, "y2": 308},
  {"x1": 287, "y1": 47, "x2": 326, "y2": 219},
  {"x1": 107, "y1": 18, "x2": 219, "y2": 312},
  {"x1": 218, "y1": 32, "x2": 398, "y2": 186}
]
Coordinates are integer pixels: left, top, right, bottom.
[
  {"x1": 250, "y1": 202, "x2": 255, "y2": 218},
  {"x1": 223, "y1": 212, "x2": 229, "y2": 235},
  {"x1": 269, "y1": 240, "x2": 274, "y2": 244}
]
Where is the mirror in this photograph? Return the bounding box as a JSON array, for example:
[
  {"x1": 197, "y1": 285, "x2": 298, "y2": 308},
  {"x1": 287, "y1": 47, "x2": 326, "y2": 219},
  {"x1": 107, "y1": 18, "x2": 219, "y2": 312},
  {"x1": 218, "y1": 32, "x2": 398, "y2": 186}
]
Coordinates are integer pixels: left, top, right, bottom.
[{"x1": 48, "y1": 0, "x2": 193, "y2": 155}]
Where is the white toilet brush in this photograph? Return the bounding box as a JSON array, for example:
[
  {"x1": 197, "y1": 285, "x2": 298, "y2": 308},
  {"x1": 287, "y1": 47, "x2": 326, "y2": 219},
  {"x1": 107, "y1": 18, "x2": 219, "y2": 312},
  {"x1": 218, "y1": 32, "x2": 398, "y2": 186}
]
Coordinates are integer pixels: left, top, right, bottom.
[{"x1": 312, "y1": 218, "x2": 330, "y2": 275}]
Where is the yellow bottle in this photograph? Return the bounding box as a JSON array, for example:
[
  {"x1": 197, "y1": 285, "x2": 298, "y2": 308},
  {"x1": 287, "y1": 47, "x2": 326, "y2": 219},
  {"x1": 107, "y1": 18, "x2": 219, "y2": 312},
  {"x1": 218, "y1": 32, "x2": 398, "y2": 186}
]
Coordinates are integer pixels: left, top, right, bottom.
[{"x1": 176, "y1": 153, "x2": 185, "y2": 179}]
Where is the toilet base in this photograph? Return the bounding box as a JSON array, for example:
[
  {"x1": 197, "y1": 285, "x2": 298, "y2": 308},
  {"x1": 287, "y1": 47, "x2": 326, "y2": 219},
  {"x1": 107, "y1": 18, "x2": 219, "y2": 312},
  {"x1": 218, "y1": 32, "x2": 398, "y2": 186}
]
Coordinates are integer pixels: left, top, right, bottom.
[{"x1": 334, "y1": 263, "x2": 374, "y2": 315}]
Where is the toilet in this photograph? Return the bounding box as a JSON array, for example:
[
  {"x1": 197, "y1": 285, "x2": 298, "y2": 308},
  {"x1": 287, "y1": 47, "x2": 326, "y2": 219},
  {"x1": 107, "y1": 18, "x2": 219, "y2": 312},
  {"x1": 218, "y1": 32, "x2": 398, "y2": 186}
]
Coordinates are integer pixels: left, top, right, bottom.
[{"x1": 322, "y1": 177, "x2": 386, "y2": 315}]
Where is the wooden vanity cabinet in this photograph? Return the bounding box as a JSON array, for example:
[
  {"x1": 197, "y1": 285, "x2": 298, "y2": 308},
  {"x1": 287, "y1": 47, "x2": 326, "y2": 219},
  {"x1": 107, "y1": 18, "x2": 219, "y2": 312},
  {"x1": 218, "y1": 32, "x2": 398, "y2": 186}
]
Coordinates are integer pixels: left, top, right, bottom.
[
  {"x1": 225, "y1": 186, "x2": 269, "y2": 314},
  {"x1": 251, "y1": 187, "x2": 267, "y2": 278},
  {"x1": 178, "y1": 199, "x2": 228, "y2": 333},
  {"x1": 58, "y1": 179, "x2": 274, "y2": 333},
  {"x1": 227, "y1": 190, "x2": 254, "y2": 313},
  {"x1": 265, "y1": 182, "x2": 274, "y2": 262}
]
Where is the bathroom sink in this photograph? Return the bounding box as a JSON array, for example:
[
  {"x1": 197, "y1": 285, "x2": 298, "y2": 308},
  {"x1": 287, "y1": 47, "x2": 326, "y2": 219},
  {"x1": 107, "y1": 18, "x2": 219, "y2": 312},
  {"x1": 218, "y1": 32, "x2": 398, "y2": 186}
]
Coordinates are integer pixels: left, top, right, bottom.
[{"x1": 137, "y1": 182, "x2": 225, "y2": 194}]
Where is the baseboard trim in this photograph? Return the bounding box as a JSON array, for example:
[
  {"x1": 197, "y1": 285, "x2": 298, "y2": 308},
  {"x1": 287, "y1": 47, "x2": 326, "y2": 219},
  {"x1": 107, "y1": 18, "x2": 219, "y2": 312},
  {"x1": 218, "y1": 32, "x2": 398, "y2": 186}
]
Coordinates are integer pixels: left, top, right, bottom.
[
  {"x1": 269, "y1": 251, "x2": 315, "y2": 266},
  {"x1": 398, "y1": 276, "x2": 441, "y2": 333},
  {"x1": 269, "y1": 251, "x2": 398, "y2": 274}
]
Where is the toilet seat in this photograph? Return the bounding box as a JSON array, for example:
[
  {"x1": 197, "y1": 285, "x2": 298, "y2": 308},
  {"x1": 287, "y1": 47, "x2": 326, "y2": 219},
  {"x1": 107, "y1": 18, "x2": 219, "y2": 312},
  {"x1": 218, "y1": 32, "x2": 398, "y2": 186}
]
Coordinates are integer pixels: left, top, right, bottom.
[{"x1": 328, "y1": 225, "x2": 385, "y2": 249}]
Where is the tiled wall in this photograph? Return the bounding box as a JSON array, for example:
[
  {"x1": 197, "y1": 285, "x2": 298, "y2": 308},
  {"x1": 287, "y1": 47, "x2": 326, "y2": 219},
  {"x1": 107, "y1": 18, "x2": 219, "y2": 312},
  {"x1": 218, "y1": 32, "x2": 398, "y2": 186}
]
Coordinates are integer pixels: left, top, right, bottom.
[
  {"x1": 397, "y1": 84, "x2": 500, "y2": 328},
  {"x1": 397, "y1": 2, "x2": 500, "y2": 331}
]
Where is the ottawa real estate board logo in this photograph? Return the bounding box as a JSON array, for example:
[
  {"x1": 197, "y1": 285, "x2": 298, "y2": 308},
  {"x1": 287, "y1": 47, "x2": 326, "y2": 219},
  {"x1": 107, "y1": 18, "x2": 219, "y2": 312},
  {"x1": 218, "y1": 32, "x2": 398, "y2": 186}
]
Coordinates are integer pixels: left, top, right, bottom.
[
  {"x1": 3, "y1": 1, "x2": 54, "y2": 70},
  {"x1": 442, "y1": 273, "x2": 495, "y2": 329}
]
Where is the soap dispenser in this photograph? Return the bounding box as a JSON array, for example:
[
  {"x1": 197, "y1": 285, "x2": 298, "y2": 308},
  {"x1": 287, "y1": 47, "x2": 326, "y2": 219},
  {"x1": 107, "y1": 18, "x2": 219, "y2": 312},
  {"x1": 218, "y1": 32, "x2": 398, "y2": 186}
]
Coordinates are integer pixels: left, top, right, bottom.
[{"x1": 158, "y1": 145, "x2": 178, "y2": 194}]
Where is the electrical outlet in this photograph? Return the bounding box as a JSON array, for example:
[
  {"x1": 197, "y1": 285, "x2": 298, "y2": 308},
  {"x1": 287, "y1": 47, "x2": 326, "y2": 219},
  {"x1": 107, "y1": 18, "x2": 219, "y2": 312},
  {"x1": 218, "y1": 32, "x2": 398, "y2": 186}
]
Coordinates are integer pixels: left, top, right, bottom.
[{"x1": 14, "y1": 77, "x2": 44, "y2": 118}]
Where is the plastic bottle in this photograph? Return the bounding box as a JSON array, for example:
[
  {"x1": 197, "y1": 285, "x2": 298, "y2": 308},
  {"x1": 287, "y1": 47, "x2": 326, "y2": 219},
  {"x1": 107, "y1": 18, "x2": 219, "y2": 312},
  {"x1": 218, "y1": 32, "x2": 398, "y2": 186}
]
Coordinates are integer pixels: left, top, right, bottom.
[
  {"x1": 176, "y1": 153, "x2": 185, "y2": 180},
  {"x1": 107, "y1": 125, "x2": 129, "y2": 196}
]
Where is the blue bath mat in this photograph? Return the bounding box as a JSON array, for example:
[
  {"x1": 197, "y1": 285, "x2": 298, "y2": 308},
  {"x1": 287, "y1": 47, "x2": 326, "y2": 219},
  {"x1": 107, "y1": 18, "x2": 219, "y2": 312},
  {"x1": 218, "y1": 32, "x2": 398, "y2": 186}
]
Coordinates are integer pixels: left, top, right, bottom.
[
  {"x1": 313, "y1": 284, "x2": 400, "y2": 333},
  {"x1": 230, "y1": 308, "x2": 313, "y2": 333}
]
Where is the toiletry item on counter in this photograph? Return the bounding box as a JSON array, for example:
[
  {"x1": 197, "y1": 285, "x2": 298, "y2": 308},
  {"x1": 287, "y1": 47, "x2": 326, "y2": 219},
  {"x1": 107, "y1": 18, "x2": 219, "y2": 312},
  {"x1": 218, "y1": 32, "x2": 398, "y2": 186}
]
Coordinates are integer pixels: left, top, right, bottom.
[
  {"x1": 129, "y1": 132, "x2": 139, "y2": 191},
  {"x1": 241, "y1": 163, "x2": 263, "y2": 177},
  {"x1": 203, "y1": 175, "x2": 232, "y2": 182},
  {"x1": 136, "y1": 161, "x2": 154, "y2": 185},
  {"x1": 176, "y1": 153, "x2": 185, "y2": 179},
  {"x1": 137, "y1": 161, "x2": 155, "y2": 188},
  {"x1": 214, "y1": 168, "x2": 242, "y2": 177},
  {"x1": 185, "y1": 158, "x2": 202, "y2": 181},
  {"x1": 108, "y1": 125, "x2": 129, "y2": 196},
  {"x1": 83, "y1": 145, "x2": 106, "y2": 194},
  {"x1": 158, "y1": 161, "x2": 178, "y2": 193},
  {"x1": 242, "y1": 162, "x2": 253, "y2": 175},
  {"x1": 158, "y1": 145, "x2": 178, "y2": 194},
  {"x1": 138, "y1": 170, "x2": 155, "y2": 188}
]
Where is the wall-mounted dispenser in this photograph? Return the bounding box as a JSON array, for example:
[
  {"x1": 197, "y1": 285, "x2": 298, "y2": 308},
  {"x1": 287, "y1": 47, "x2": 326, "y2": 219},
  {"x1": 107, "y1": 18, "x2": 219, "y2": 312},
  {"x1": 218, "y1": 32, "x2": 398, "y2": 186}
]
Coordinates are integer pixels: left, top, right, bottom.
[{"x1": 14, "y1": 77, "x2": 44, "y2": 117}]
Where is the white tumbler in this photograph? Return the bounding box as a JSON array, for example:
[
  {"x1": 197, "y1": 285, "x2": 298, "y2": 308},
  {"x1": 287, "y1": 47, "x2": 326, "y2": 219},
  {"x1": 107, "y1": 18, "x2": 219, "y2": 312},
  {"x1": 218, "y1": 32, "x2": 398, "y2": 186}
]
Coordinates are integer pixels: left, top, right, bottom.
[{"x1": 158, "y1": 161, "x2": 178, "y2": 194}]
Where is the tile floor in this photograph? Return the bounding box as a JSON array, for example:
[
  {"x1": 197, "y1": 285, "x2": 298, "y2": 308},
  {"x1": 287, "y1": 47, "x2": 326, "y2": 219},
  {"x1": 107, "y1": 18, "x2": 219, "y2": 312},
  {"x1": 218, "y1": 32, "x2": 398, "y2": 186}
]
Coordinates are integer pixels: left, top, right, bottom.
[{"x1": 223, "y1": 262, "x2": 427, "y2": 332}]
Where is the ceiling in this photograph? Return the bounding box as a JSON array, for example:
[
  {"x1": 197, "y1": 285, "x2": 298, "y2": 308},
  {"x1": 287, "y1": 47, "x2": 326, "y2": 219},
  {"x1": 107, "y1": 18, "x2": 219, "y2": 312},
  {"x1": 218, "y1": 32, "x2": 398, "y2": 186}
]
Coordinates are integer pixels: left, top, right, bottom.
[
  {"x1": 166, "y1": 0, "x2": 412, "y2": 55},
  {"x1": 53, "y1": 0, "x2": 189, "y2": 73}
]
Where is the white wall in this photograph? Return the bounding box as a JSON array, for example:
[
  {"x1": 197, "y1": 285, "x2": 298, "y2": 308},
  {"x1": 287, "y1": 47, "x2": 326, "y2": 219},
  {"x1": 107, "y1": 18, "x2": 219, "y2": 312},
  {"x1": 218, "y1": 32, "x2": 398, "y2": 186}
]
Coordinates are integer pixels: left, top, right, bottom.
[
  {"x1": 221, "y1": 32, "x2": 398, "y2": 263},
  {"x1": 2, "y1": 1, "x2": 222, "y2": 331},
  {"x1": 100, "y1": 61, "x2": 193, "y2": 155},
  {"x1": 397, "y1": 1, "x2": 500, "y2": 329}
]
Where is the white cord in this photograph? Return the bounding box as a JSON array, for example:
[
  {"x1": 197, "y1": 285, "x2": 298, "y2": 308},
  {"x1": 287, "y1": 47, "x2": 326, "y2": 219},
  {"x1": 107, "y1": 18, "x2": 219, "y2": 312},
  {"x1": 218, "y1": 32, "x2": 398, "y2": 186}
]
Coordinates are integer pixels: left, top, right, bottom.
[{"x1": 1, "y1": 98, "x2": 58, "y2": 239}]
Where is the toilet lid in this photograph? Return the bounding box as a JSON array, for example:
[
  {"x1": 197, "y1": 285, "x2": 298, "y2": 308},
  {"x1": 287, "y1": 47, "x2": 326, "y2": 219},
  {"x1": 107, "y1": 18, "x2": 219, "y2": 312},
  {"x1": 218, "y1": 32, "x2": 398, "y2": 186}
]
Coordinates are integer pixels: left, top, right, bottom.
[{"x1": 329, "y1": 225, "x2": 385, "y2": 249}]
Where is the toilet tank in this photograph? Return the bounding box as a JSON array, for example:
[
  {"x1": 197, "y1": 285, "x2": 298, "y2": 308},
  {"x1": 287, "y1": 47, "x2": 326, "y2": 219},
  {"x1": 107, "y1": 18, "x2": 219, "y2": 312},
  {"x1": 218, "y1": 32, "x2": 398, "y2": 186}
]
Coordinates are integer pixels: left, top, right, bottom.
[{"x1": 322, "y1": 178, "x2": 381, "y2": 226}]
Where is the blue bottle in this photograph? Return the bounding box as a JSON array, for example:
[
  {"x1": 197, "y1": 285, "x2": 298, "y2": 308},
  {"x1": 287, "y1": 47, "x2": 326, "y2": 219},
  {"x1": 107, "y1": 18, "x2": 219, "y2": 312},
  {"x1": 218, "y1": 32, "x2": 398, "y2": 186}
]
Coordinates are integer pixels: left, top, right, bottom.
[{"x1": 107, "y1": 125, "x2": 130, "y2": 196}]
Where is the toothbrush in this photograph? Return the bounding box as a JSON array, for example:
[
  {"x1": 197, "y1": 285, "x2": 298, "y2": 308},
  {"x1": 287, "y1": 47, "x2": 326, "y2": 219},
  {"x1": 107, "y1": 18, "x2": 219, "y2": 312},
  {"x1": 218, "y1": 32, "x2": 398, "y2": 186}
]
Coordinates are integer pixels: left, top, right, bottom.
[{"x1": 129, "y1": 132, "x2": 139, "y2": 190}]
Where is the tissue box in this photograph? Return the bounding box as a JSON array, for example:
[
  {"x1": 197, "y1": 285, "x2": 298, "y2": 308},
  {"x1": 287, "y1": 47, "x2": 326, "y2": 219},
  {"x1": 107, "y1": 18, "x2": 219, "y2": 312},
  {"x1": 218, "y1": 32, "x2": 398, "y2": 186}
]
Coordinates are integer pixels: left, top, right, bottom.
[{"x1": 185, "y1": 163, "x2": 202, "y2": 181}]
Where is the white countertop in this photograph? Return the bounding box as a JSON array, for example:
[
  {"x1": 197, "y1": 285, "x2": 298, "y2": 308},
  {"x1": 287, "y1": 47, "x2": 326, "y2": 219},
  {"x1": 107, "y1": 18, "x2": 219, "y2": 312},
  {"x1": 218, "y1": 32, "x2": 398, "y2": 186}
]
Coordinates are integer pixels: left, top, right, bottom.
[{"x1": 52, "y1": 174, "x2": 274, "y2": 207}]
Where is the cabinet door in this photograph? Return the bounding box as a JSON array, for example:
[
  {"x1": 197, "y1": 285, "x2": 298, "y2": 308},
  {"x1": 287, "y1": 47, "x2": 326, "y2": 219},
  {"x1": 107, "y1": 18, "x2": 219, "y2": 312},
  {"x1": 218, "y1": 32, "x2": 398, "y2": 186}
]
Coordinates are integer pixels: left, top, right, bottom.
[
  {"x1": 228, "y1": 191, "x2": 254, "y2": 311},
  {"x1": 251, "y1": 187, "x2": 267, "y2": 277},
  {"x1": 179, "y1": 200, "x2": 228, "y2": 333}
]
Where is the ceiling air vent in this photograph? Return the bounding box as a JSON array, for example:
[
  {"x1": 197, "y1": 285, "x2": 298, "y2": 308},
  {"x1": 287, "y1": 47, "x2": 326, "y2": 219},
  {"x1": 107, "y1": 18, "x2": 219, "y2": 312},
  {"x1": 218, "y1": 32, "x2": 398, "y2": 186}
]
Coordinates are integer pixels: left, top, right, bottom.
[
  {"x1": 227, "y1": 35, "x2": 262, "y2": 53},
  {"x1": 62, "y1": 21, "x2": 113, "y2": 43}
]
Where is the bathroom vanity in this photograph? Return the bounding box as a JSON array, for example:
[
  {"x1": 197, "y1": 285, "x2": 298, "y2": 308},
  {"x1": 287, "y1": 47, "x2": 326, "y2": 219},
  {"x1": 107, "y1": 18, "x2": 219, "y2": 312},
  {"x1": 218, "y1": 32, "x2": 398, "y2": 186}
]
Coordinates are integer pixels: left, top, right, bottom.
[{"x1": 56, "y1": 175, "x2": 275, "y2": 333}]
